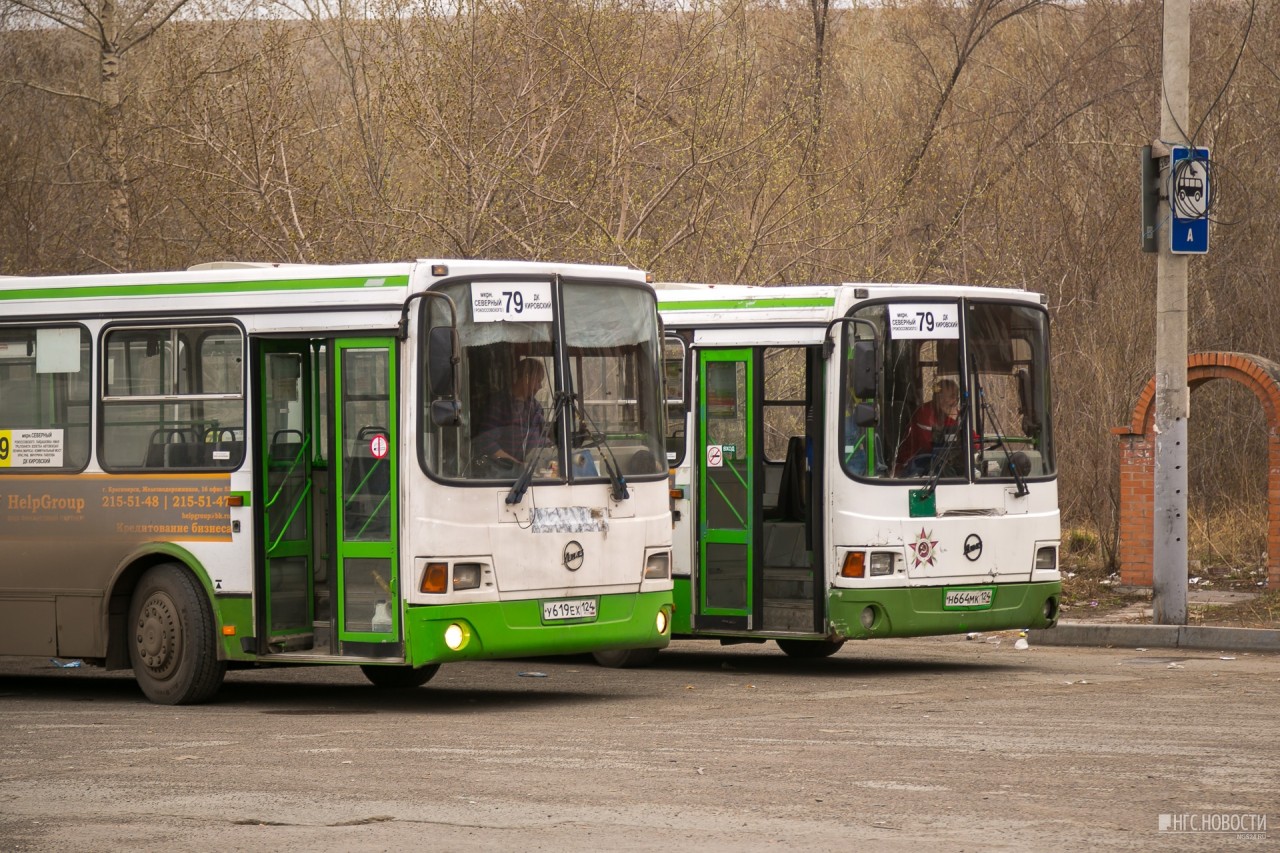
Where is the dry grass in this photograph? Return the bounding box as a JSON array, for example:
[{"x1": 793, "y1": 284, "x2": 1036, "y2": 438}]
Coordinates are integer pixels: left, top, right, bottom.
[
  {"x1": 1186, "y1": 503, "x2": 1269, "y2": 589},
  {"x1": 1192, "y1": 590, "x2": 1280, "y2": 630},
  {"x1": 1056, "y1": 521, "x2": 1278, "y2": 627}
]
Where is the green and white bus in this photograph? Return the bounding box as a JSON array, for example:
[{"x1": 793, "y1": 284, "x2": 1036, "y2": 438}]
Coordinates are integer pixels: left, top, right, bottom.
[
  {"x1": 629, "y1": 281, "x2": 1060, "y2": 663},
  {"x1": 0, "y1": 259, "x2": 673, "y2": 702}
]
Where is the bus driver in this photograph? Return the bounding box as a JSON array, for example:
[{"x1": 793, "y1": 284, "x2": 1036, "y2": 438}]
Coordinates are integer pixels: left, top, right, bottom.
[{"x1": 474, "y1": 358, "x2": 548, "y2": 470}]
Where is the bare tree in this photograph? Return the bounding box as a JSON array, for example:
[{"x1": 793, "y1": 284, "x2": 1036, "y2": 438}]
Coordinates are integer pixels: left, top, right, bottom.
[{"x1": 1, "y1": 0, "x2": 211, "y2": 270}]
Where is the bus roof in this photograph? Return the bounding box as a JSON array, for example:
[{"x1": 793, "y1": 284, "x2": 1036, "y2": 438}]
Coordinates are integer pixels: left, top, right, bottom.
[
  {"x1": 655, "y1": 281, "x2": 1042, "y2": 329},
  {"x1": 0, "y1": 259, "x2": 647, "y2": 321}
]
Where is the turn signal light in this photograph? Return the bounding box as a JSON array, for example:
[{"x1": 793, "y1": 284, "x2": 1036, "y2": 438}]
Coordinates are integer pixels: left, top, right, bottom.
[
  {"x1": 841, "y1": 551, "x2": 866, "y2": 578},
  {"x1": 420, "y1": 562, "x2": 448, "y2": 593}
]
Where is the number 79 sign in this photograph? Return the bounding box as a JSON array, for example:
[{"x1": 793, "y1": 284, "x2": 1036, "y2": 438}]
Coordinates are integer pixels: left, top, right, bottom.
[
  {"x1": 471, "y1": 282, "x2": 554, "y2": 322},
  {"x1": 888, "y1": 303, "x2": 961, "y2": 340}
]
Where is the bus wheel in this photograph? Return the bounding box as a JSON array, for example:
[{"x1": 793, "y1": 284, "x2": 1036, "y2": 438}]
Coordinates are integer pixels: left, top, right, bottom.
[
  {"x1": 128, "y1": 564, "x2": 226, "y2": 705},
  {"x1": 360, "y1": 664, "x2": 440, "y2": 689},
  {"x1": 776, "y1": 638, "x2": 844, "y2": 659},
  {"x1": 591, "y1": 647, "x2": 660, "y2": 668}
]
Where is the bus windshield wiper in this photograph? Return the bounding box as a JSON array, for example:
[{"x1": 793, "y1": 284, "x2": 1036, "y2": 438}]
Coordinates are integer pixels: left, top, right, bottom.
[
  {"x1": 574, "y1": 395, "x2": 629, "y2": 501},
  {"x1": 506, "y1": 391, "x2": 572, "y2": 506},
  {"x1": 979, "y1": 394, "x2": 1030, "y2": 498}
]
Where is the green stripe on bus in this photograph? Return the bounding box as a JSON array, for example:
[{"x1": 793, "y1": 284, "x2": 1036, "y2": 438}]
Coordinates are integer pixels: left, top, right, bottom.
[
  {"x1": 660, "y1": 297, "x2": 835, "y2": 311},
  {"x1": 0, "y1": 275, "x2": 411, "y2": 301}
]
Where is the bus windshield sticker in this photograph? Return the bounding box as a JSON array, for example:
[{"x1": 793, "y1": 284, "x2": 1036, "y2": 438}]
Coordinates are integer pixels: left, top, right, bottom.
[
  {"x1": 472, "y1": 282, "x2": 553, "y2": 323},
  {"x1": 888, "y1": 303, "x2": 960, "y2": 340}
]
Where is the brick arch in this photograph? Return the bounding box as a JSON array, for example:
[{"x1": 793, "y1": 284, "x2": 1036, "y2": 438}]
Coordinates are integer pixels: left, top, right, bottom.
[{"x1": 1114, "y1": 352, "x2": 1280, "y2": 589}]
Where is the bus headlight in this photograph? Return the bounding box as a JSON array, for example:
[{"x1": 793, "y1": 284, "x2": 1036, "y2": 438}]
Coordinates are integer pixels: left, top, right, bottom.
[
  {"x1": 444, "y1": 622, "x2": 470, "y2": 651},
  {"x1": 868, "y1": 552, "x2": 895, "y2": 577},
  {"x1": 453, "y1": 562, "x2": 482, "y2": 590},
  {"x1": 1035, "y1": 547, "x2": 1057, "y2": 573},
  {"x1": 656, "y1": 608, "x2": 669, "y2": 634},
  {"x1": 644, "y1": 552, "x2": 671, "y2": 579}
]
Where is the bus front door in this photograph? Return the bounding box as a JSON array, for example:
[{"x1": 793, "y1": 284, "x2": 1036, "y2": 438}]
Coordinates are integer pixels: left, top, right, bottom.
[
  {"x1": 332, "y1": 339, "x2": 401, "y2": 653},
  {"x1": 696, "y1": 349, "x2": 755, "y2": 632}
]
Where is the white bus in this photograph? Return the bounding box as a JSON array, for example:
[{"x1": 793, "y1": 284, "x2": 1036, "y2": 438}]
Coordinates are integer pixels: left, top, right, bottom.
[
  {"x1": 0, "y1": 259, "x2": 673, "y2": 702},
  {"x1": 634, "y1": 281, "x2": 1060, "y2": 662}
]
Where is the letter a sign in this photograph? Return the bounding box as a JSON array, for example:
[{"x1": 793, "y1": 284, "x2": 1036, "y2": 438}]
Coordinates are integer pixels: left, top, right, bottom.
[{"x1": 1169, "y1": 146, "x2": 1209, "y2": 254}]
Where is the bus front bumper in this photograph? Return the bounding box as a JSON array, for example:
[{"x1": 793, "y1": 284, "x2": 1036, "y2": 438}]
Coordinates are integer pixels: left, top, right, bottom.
[
  {"x1": 403, "y1": 590, "x2": 672, "y2": 665},
  {"x1": 830, "y1": 581, "x2": 1061, "y2": 640}
]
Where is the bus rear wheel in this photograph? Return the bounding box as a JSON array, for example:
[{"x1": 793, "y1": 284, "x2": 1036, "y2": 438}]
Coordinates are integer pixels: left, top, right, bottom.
[
  {"x1": 776, "y1": 638, "x2": 844, "y2": 659},
  {"x1": 360, "y1": 664, "x2": 440, "y2": 689},
  {"x1": 592, "y1": 647, "x2": 660, "y2": 668},
  {"x1": 128, "y1": 564, "x2": 226, "y2": 705}
]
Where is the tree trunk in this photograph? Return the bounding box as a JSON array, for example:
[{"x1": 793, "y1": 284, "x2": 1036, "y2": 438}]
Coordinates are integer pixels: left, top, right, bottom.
[{"x1": 100, "y1": 0, "x2": 130, "y2": 271}]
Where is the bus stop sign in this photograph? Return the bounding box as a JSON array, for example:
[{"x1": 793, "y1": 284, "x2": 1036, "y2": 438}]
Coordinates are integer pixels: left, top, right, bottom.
[{"x1": 1169, "y1": 146, "x2": 1209, "y2": 254}]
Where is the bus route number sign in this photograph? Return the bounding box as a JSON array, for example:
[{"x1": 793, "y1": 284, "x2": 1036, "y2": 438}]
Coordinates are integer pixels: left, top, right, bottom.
[
  {"x1": 0, "y1": 428, "x2": 64, "y2": 468},
  {"x1": 472, "y1": 281, "x2": 554, "y2": 323},
  {"x1": 888, "y1": 303, "x2": 960, "y2": 340}
]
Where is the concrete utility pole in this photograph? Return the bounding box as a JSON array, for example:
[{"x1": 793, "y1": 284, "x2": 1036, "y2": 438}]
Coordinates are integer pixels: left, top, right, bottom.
[{"x1": 1152, "y1": 0, "x2": 1191, "y2": 624}]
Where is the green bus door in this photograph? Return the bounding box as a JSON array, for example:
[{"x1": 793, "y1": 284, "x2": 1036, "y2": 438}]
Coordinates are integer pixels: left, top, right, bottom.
[
  {"x1": 259, "y1": 342, "x2": 317, "y2": 650},
  {"x1": 332, "y1": 339, "x2": 400, "y2": 651},
  {"x1": 257, "y1": 338, "x2": 399, "y2": 656},
  {"x1": 696, "y1": 349, "x2": 755, "y2": 631}
]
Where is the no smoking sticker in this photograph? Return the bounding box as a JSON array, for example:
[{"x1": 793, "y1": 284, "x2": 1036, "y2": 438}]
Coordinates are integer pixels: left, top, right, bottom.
[{"x1": 706, "y1": 445, "x2": 723, "y2": 468}]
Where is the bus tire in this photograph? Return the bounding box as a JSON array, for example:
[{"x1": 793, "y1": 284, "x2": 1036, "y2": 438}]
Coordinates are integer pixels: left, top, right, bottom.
[
  {"x1": 128, "y1": 564, "x2": 227, "y2": 705},
  {"x1": 776, "y1": 638, "x2": 844, "y2": 659},
  {"x1": 360, "y1": 664, "x2": 440, "y2": 689},
  {"x1": 591, "y1": 647, "x2": 660, "y2": 668}
]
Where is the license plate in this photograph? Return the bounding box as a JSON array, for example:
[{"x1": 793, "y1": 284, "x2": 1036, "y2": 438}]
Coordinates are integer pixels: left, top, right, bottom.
[
  {"x1": 943, "y1": 587, "x2": 994, "y2": 609},
  {"x1": 542, "y1": 598, "x2": 598, "y2": 621}
]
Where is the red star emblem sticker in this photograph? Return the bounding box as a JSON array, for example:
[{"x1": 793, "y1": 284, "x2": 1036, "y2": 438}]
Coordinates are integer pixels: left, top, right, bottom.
[{"x1": 911, "y1": 528, "x2": 938, "y2": 568}]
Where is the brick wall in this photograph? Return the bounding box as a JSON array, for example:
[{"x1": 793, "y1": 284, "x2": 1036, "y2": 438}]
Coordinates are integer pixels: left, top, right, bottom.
[{"x1": 1115, "y1": 352, "x2": 1280, "y2": 590}]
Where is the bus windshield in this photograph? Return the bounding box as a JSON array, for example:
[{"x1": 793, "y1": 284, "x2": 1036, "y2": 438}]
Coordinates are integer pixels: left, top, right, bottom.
[
  {"x1": 422, "y1": 277, "x2": 666, "y2": 484},
  {"x1": 841, "y1": 299, "x2": 1054, "y2": 483}
]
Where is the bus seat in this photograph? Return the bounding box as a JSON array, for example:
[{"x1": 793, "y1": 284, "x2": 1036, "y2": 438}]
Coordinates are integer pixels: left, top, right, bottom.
[
  {"x1": 144, "y1": 427, "x2": 197, "y2": 468},
  {"x1": 767, "y1": 436, "x2": 806, "y2": 523}
]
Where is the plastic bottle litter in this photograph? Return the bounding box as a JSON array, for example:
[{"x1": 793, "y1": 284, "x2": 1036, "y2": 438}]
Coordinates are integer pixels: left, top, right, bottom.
[
  {"x1": 371, "y1": 601, "x2": 392, "y2": 633},
  {"x1": 49, "y1": 658, "x2": 82, "y2": 668},
  {"x1": 517, "y1": 671, "x2": 548, "y2": 678}
]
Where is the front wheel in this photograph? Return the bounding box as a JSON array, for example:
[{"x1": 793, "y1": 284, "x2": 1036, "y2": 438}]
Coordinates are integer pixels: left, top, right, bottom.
[
  {"x1": 592, "y1": 647, "x2": 660, "y2": 668},
  {"x1": 360, "y1": 664, "x2": 440, "y2": 689},
  {"x1": 128, "y1": 564, "x2": 227, "y2": 705},
  {"x1": 776, "y1": 638, "x2": 844, "y2": 659}
]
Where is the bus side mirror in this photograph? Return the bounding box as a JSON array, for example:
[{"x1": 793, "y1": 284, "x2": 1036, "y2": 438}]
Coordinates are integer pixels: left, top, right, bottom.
[
  {"x1": 428, "y1": 326, "x2": 458, "y2": 398},
  {"x1": 852, "y1": 340, "x2": 878, "y2": 399},
  {"x1": 427, "y1": 326, "x2": 461, "y2": 427},
  {"x1": 853, "y1": 401, "x2": 878, "y2": 428}
]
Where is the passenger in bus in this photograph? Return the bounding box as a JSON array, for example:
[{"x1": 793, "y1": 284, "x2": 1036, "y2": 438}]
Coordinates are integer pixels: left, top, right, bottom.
[
  {"x1": 896, "y1": 378, "x2": 960, "y2": 476},
  {"x1": 474, "y1": 358, "x2": 548, "y2": 470}
]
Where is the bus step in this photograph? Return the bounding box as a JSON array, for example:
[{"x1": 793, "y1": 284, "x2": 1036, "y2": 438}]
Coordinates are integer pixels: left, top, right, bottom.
[{"x1": 762, "y1": 600, "x2": 814, "y2": 632}]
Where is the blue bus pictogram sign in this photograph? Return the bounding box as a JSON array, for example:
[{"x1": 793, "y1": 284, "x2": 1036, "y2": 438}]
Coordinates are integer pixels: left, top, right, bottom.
[{"x1": 1170, "y1": 146, "x2": 1209, "y2": 254}]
